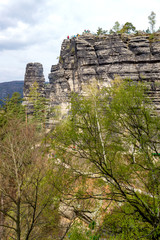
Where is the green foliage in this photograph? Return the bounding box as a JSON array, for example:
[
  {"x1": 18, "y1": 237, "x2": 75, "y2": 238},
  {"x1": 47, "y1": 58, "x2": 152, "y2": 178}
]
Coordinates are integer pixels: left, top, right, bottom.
[
  {"x1": 66, "y1": 43, "x2": 70, "y2": 50},
  {"x1": 28, "y1": 82, "x2": 49, "y2": 128},
  {"x1": 67, "y1": 221, "x2": 100, "y2": 240},
  {"x1": 68, "y1": 225, "x2": 88, "y2": 240},
  {"x1": 110, "y1": 21, "x2": 121, "y2": 33},
  {"x1": 0, "y1": 115, "x2": 61, "y2": 239},
  {"x1": 71, "y1": 46, "x2": 75, "y2": 54},
  {"x1": 57, "y1": 55, "x2": 63, "y2": 63},
  {"x1": 51, "y1": 78, "x2": 160, "y2": 239},
  {"x1": 60, "y1": 55, "x2": 64, "y2": 63},
  {"x1": 96, "y1": 27, "x2": 108, "y2": 35},
  {"x1": 0, "y1": 92, "x2": 25, "y2": 127},
  {"x1": 102, "y1": 203, "x2": 151, "y2": 239},
  {"x1": 120, "y1": 22, "x2": 136, "y2": 34},
  {"x1": 148, "y1": 11, "x2": 156, "y2": 33},
  {"x1": 3, "y1": 92, "x2": 24, "y2": 117},
  {"x1": 149, "y1": 33, "x2": 155, "y2": 41},
  {"x1": 0, "y1": 81, "x2": 23, "y2": 104},
  {"x1": 146, "y1": 27, "x2": 151, "y2": 33}
]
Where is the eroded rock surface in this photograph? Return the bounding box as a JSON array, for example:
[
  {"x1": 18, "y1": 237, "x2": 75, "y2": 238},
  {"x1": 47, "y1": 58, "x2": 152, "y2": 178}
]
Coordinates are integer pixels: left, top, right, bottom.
[{"x1": 24, "y1": 33, "x2": 160, "y2": 113}]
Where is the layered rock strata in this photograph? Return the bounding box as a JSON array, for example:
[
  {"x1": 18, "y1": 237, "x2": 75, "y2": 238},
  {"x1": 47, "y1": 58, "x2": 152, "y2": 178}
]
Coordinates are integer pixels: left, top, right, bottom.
[
  {"x1": 24, "y1": 33, "x2": 160, "y2": 114},
  {"x1": 24, "y1": 62, "x2": 45, "y2": 95},
  {"x1": 23, "y1": 33, "x2": 160, "y2": 235}
]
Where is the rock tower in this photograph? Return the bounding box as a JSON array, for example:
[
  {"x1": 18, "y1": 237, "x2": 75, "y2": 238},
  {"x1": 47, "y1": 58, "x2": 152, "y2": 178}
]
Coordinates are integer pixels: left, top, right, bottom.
[{"x1": 24, "y1": 33, "x2": 160, "y2": 114}]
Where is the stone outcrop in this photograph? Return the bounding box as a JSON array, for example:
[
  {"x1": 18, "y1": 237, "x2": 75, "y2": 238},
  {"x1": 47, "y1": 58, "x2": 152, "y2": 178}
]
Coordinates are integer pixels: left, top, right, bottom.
[
  {"x1": 23, "y1": 33, "x2": 160, "y2": 235},
  {"x1": 23, "y1": 63, "x2": 45, "y2": 101},
  {"x1": 23, "y1": 33, "x2": 160, "y2": 114},
  {"x1": 23, "y1": 62, "x2": 46, "y2": 115}
]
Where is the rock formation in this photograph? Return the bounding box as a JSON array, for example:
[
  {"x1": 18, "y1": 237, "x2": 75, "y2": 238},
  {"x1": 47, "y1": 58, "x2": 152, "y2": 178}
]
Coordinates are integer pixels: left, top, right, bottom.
[
  {"x1": 23, "y1": 63, "x2": 45, "y2": 102},
  {"x1": 23, "y1": 33, "x2": 160, "y2": 236},
  {"x1": 24, "y1": 32, "x2": 160, "y2": 114}
]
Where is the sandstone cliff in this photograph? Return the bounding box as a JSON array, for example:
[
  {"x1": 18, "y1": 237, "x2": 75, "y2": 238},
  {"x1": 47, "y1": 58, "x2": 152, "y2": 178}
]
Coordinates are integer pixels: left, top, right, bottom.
[
  {"x1": 23, "y1": 33, "x2": 160, "y2": 236},
  {"x1": 24, "y1": 32, "x2": 160, "y2": 112}
]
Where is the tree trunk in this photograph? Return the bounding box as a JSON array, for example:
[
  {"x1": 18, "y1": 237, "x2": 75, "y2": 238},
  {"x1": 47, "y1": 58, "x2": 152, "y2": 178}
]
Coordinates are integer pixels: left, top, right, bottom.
[
  {"x1": 16, "y1": 198, "x2": 21, "y2": 240},
  {"x1": 0, "y1": 193, "x2": 4, "y2": 239}
]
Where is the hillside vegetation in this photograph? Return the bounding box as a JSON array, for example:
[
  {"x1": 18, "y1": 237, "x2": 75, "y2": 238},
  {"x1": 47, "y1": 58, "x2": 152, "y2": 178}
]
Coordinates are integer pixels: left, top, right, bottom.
[
  {"x1": 0, "y1": 81, "x2": 24, "y2": 105},
  {"x1": 0, "y1": 78, "x2": 160, "y2": 239}
]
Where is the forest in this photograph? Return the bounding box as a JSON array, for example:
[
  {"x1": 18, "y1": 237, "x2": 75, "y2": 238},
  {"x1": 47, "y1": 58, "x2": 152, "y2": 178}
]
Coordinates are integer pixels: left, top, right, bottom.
[{"x1": 0, "y1": 77, "x2": 160, "y2": 240}]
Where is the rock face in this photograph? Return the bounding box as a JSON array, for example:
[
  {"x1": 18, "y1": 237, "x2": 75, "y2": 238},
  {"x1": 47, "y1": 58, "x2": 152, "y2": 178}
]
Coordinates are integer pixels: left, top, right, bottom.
[
  {"x1": 24, "y1": 33, "x2": 160, "y2": 114},
  {"x1": 23, "y1": 62, "x2": 46, "y2": 113},
  {"x1": 23, "y1": 62, "x2": 45, "y2": 99}
]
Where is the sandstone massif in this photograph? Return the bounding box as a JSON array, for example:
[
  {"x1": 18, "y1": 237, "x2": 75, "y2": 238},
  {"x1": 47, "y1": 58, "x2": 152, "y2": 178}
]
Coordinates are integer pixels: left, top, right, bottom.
[
  {"x1": 23, "y1": 32, "x2": 160, "y2": 114},
  {"x1": 23, "y1": 33, "x2": 160, "y2": 237}
]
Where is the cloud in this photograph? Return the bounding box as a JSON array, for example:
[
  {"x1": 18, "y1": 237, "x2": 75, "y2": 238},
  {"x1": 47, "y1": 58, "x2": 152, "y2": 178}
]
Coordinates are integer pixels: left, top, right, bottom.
[
  {"x1": 0, "y1": 0, "x2": 47, "y2": 28},
  {"x1": 0, "y1": 0, "x2": 62, "y2": 52},
  {"x1": 0, "y1": 0, "x2": 160, "y2": 82}
]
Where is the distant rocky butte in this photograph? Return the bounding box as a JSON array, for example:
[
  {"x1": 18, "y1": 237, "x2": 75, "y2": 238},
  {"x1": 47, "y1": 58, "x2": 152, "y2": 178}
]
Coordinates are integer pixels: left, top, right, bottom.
[{"x1": 23, "y1": 32, "x2": 160, "y2": 118}]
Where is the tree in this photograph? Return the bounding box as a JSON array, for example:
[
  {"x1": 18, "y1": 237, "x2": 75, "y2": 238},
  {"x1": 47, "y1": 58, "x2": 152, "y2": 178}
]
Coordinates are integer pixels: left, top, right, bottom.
[
  {"x1": 96, "y1": 27, "x2": 108, "y2": 35},
  {"x1": 146, "y1": 28, "x2": 151, "y2": 34},
  {"x1": 0, "y1": 118, "x2": 60, "y2": 239},
  {"x1": 67, "y1": 221, "x2": 100, "y2": 240},
  {"x1": 148, "y1": 11, "x2": 156, "y2": 33},
  {"x1": 0, "y1": 92, "x2": 25, "y2": 128},
  {"x1": 50, "y1": 79, "x2": 160, "y2": 239},
  {"x1": 110, "y1": 21, "x2": 121, "y2": 33},
  {"x1": 120, "y1": 22, "x2": 136, "y2": 34},
  {"x1": 27, "y1": 82, "x2": 49, "y2": 130},
  {"x1": 101, "y1": 202, "x2": 152, "y2": 239}
]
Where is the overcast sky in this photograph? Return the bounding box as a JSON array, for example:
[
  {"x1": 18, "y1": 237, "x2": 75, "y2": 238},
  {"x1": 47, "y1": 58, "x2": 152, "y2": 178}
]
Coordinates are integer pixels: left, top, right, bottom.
[{"x1": 0, "y1": 0, "x2": 160, "y2": 83}]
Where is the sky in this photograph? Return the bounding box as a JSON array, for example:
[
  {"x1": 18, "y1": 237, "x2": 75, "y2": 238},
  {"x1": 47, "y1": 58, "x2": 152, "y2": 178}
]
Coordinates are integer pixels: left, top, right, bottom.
[{"x1": 0, "y1": 0, "x2": 160, "y2": 83}]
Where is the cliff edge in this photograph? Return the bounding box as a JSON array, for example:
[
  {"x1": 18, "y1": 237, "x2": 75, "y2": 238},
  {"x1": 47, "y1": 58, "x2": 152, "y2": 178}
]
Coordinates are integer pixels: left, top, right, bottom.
[{"x1": 24, "y1": 32, "x2": 160, "y2": 112}]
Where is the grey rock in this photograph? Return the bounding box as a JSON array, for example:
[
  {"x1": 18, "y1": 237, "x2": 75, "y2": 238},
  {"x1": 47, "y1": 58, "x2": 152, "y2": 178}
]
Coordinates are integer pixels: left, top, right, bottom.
[
  {"x1": 23, "y1": 33, "x2": 160, "y2": 123},
  {"x1": 24, "y1": 62, "x2": 45, "y2": 95}
]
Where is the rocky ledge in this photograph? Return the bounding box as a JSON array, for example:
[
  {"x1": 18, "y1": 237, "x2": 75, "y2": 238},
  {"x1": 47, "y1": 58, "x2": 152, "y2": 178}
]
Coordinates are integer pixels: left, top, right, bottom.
[{"x1": 24, "y1": 32, "x2": 160, "y2": 113}]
